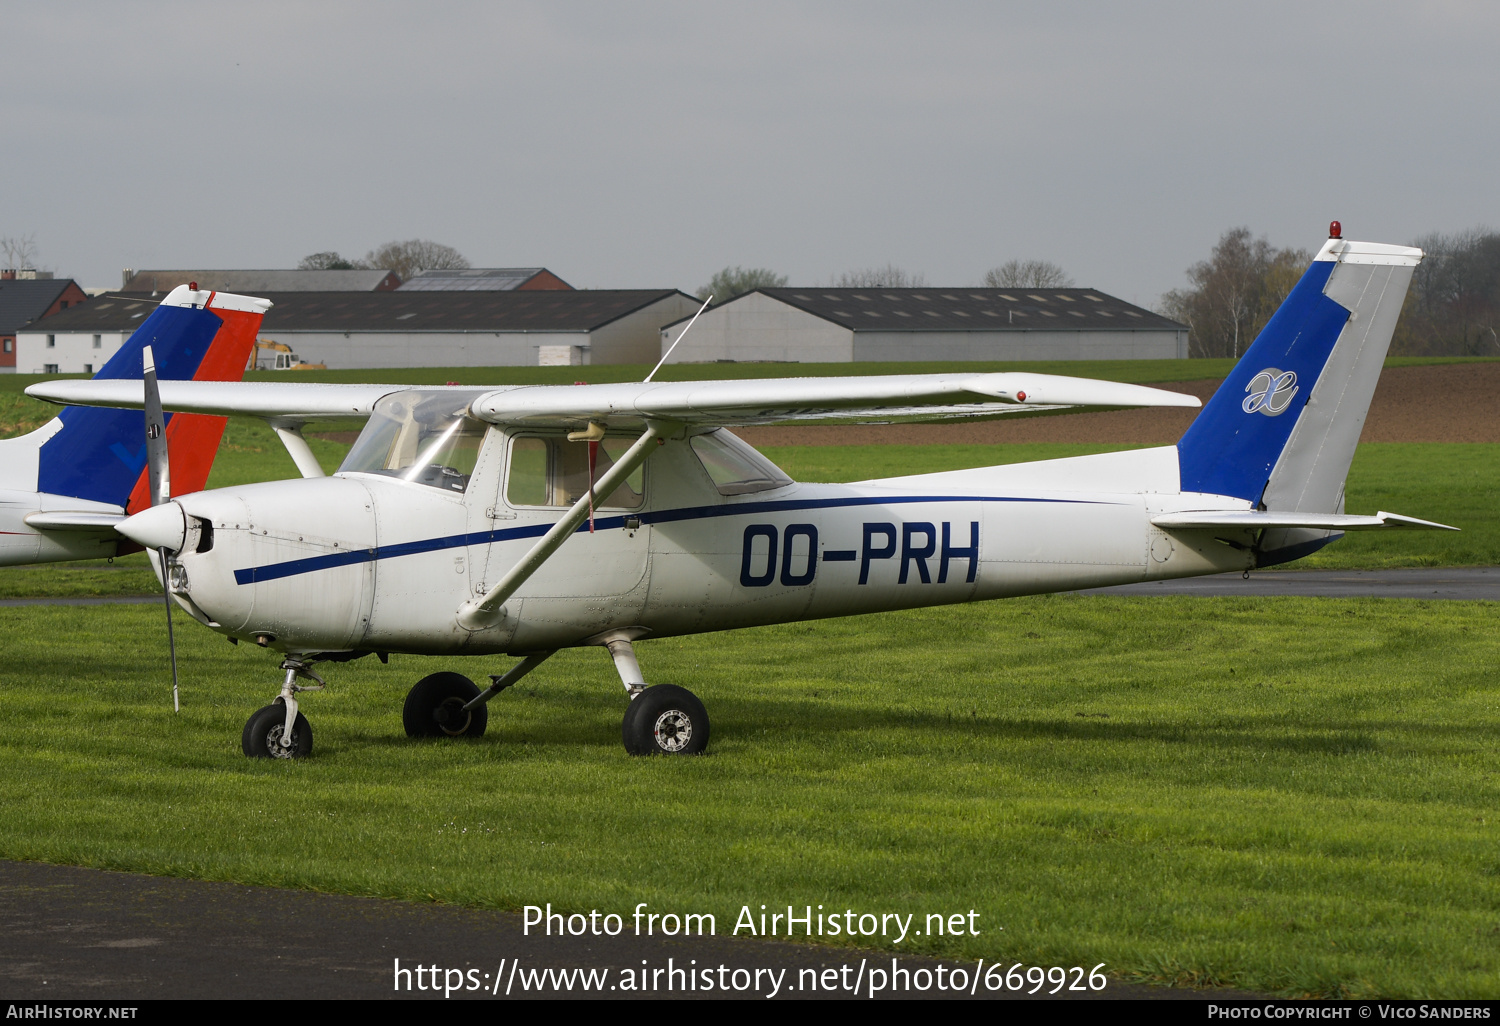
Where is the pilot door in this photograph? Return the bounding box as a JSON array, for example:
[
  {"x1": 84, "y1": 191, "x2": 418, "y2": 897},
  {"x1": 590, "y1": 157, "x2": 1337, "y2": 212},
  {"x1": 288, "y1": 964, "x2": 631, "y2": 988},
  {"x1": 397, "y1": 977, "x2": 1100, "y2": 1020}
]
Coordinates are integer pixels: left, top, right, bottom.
[{"x1": 468, "y1": 430, "x2": 652, "y2": 632}]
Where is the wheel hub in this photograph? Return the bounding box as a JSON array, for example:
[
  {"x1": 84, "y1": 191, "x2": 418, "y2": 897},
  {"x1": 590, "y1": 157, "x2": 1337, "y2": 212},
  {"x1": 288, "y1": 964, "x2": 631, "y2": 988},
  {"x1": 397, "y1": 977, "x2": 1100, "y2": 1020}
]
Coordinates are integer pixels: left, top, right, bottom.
[
  {"x1": 264, "y1": 723, "x2": 299, "y2": 759},
  {"x1": 653, "y1": 709, "x2": 692, "y2": 753},
  {"x1": 433, "y1": 697, "x2": 472, "y2": 736}
]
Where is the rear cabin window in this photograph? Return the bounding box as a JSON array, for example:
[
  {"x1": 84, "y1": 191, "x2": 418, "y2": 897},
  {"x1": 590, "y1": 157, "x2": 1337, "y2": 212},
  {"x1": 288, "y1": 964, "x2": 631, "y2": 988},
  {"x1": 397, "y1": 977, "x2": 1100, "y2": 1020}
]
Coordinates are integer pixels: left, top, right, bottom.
[
  {"x1": 689, "y1": 429, "x2": 792, "y2": 496},
  {"x1": 506, "y1": 435, "x2": 644, "y2": 509}
]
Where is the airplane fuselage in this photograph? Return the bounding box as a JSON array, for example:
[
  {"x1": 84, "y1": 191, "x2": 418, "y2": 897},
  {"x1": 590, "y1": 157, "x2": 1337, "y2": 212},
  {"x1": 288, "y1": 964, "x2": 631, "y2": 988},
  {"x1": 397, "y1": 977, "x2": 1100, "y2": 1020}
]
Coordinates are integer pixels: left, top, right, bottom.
[{"x1": 160, "y1": 429, "x2": 1255, "y2": 657}]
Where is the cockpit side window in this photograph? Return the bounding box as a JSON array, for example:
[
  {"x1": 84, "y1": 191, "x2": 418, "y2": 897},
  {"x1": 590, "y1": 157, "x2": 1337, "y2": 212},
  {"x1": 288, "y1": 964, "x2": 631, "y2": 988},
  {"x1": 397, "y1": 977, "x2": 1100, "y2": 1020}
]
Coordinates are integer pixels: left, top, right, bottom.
[
  {"x1": 689, "y1": 429, "x2": 792, "y2": 496},
  {"x1": 338, "y1": 390, "x2": 490, "y2": 493},
  {"x1": 505, "y1": 434, "x2": 645, "y2": 509}
]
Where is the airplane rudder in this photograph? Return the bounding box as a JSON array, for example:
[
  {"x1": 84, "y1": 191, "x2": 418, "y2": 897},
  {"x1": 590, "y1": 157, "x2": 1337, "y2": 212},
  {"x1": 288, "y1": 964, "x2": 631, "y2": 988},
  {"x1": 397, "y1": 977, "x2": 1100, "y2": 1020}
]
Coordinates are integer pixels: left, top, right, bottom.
[{"x1": 1175, "y1": 243, "x2": 1353, "y2": 503}]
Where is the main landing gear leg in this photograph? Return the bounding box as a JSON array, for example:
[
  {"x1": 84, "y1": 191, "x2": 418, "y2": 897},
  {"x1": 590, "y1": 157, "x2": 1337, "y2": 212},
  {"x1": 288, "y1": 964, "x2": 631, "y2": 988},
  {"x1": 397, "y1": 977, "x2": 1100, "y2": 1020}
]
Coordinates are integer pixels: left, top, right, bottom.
[
  {"x1": 605, "y1": 637, "x2": 710, "y2": 756},
  {"x1": 241, "y1": 658, "x2": 323, "y2": 759}
]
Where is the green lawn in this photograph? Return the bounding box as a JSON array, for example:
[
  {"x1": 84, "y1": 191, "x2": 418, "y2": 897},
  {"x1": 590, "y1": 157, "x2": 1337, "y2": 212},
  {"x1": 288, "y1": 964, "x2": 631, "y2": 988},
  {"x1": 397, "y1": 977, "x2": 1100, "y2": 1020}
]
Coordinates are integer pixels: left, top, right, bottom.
[
  {"x1": 2, "y1": 359, "x2": 1497, "y2": 997},
  {"x1": 0, "y1": 596, "x2": 1495, "y2": 997}
]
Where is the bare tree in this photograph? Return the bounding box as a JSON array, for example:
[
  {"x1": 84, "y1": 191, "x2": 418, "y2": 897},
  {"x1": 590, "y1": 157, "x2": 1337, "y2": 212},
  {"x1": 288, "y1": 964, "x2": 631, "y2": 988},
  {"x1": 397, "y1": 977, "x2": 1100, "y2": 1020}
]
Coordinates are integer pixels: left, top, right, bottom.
[
  {"x1": 362, "y1": 239, "x2": 469, "y2": 281},
  {"x1": 1396, "y1": 227, "x2": 1500, "y2": 355},
  {"x1": 1159, "y1": 227, "x2": 1311, "y2": 359},
  {"x1": 697, "y1": 266, "x2": 788, "y2": 302},
  {"x1": 298, "y1": 251, "x2": 360, "y2": 270},
  {"x1": 832, "y1": 264, "x2": 927, "y2": 288},
  {"x1": 1, "y1": 233, "x2": 39, "y2": 271},
  {"x1": 983, "y1": 259, "x2": 1073, "y2": 288}
]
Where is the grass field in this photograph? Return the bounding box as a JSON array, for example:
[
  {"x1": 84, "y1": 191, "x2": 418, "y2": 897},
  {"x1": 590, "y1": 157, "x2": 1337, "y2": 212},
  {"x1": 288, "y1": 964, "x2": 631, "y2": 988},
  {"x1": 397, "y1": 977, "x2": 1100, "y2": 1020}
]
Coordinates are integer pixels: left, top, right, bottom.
[
  {"x1": 1, "y1": 357, "x2": 1496, "y2": 997},
  {"x1": 0, "y1": 596, "x2": 1495, "y2": 997}
]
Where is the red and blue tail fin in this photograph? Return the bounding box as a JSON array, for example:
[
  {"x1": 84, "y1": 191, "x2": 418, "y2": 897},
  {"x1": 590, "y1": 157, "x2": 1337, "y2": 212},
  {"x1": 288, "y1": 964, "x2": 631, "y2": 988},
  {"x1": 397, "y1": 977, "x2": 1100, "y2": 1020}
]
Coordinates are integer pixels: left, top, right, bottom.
[{"x1": 35, "y1": 286, "x2": 268, "y2": 511}]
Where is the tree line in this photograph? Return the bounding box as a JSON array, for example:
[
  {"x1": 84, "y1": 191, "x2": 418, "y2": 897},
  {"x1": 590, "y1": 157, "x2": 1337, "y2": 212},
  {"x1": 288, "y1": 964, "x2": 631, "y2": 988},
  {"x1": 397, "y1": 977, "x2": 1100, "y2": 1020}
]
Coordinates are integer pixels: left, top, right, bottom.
[
  {"x1": 1160, "y1": 225, "x2": 1500, "y2": 358},
  {"x1": 300, "y1": 239, "x2": 469, "y2": 282},
  {"x1": 695, "y1": 260, "x2": 1072, "y2": 303}
]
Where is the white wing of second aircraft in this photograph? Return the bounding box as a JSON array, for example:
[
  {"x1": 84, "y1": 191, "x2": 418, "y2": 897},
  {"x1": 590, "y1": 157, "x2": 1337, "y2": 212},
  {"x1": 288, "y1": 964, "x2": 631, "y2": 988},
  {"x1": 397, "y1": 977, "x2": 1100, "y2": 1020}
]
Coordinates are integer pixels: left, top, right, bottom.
[{"x1": 28, "y1": 371, "x2": 1199, "y2": 430}]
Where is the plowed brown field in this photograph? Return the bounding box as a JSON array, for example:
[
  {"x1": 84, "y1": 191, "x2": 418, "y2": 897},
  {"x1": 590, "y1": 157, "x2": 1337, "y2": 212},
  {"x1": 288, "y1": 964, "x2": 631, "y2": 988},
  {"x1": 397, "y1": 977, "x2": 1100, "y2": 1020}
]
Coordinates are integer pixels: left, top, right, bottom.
[{"x1": 734, "y1": 363, "x2": 1500, "y2": 447}]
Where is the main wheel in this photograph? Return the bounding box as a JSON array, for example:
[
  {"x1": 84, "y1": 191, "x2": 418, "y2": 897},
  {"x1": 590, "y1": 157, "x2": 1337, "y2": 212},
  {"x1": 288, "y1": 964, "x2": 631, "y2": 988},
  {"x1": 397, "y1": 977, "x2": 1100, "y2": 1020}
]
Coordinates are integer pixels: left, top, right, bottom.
[
  {"x1": 403, "y1": 672, "x2": 488, "y2": 738},
  {"x1": 242, "y1": 703, "x2": 313, "y2": 759},
  {"x1": 622, "y1": 684, "x2": 709, "y2": 756}
]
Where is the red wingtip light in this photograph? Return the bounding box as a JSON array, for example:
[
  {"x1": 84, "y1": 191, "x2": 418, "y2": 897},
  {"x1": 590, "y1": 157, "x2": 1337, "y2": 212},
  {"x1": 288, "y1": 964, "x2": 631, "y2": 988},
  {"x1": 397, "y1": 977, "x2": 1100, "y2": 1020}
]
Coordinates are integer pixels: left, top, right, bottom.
[
  {"x1": 189, "y1": 281, "x2": 198, "y2": 291},
  {"x1": 1328, "y1": 221, "x2": 1341, "y2": 239}
]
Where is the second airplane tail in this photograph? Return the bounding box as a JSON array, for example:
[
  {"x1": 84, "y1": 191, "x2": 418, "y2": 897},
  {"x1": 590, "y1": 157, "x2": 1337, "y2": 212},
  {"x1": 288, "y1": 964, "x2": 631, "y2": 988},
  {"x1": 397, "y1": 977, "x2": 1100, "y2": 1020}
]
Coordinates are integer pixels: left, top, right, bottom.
[{"x1": 9, "y1": 285, "x2": 269, "y2": 510}]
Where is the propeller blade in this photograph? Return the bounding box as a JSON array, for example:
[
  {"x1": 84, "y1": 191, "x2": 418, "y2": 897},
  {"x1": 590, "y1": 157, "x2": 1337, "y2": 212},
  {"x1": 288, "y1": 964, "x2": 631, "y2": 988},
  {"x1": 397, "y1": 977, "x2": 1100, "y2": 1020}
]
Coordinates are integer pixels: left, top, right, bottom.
[
  {"x1": 142, "y1": 346, "x2": 180, "y2": 711},
  {"x1": 142, "y1": 345, "x2": 169, "y2": 507}
]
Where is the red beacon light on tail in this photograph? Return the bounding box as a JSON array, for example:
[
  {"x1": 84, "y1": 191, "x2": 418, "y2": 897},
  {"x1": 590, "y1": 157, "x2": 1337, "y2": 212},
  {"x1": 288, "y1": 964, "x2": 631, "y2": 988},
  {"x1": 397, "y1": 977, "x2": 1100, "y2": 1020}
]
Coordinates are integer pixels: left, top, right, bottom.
[{"x1": 1329, "y1": 221, "x2": 1342, "y2": 239}]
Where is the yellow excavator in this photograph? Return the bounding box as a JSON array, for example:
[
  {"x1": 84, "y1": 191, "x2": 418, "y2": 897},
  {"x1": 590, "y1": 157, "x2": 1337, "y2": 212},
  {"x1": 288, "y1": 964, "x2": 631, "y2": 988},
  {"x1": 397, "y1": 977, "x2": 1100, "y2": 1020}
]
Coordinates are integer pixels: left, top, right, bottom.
[{"x1": 249, "y1": 339, "x2": 327, "y2": 372}]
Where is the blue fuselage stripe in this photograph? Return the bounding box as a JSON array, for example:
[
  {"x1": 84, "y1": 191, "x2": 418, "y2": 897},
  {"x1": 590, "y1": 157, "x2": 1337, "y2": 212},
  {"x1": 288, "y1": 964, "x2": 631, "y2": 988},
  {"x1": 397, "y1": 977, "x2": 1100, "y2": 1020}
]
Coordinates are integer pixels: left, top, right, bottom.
[{"x1": 231, "y1": 493, "x2": 1109, "y2": 585}]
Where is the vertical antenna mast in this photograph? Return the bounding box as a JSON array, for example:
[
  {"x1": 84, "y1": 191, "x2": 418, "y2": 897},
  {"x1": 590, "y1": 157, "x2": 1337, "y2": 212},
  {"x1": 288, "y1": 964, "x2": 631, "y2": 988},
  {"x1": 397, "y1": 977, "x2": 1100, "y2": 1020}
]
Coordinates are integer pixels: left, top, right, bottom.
[{"x1": 644, "y1": 295, "x2": 712, "y2": 383}]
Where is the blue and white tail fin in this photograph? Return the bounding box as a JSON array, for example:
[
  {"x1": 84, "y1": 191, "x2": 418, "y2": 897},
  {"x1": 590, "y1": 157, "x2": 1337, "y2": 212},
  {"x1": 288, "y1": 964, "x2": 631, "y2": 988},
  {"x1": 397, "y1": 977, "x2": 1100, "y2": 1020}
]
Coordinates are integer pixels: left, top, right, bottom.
[
  {"x1": 1176, "y1": 226, "x2": 1423, "y2": 564},
  {"x1": 0, "y1": 286, "x2": 268, "y2": 510}
]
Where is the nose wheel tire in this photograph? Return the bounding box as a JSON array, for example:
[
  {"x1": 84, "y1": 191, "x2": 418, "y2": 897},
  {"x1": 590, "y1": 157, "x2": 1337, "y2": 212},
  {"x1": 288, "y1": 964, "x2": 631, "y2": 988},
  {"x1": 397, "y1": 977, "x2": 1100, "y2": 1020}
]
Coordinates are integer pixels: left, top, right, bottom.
[
  {"x1": 622, "y1": 684, "x2": 709, "y2": 756},
  {"x1": 403, "y1": 672, "x2": 488, "y2": 738},
  {"x1": 242, "y1": 703, "x2": 313, "y2": 759}
]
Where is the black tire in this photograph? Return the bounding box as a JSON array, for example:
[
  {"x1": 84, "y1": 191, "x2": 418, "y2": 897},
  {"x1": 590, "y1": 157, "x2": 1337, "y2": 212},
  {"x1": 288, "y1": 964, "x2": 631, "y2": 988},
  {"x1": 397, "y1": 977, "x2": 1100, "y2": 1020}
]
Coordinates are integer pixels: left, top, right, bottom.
[
  {"x1": 242, "y1": 703, "x2": 313, "y2": 759},
  {"x1": 403, "y1": 672, "x2": 488, "y2": 738},
  {"x1": 622, "y1": 684, "x2": 709, "y2": 756}
]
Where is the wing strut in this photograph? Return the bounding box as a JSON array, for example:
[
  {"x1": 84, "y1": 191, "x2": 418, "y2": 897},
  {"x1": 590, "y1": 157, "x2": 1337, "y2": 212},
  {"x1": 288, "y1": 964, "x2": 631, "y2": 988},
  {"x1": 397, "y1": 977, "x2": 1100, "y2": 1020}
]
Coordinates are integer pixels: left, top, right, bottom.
[{"x1": 455, "y1": 422, "x2": 669, "y2": 631}]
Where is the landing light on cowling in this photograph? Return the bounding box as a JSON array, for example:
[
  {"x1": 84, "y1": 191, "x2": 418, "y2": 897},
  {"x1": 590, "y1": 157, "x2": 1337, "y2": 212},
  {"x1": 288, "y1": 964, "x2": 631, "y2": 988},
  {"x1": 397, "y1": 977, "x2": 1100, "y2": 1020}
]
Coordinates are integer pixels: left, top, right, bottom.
[{"x1": 118, "y1": 501, "x2": 186, "y2": 553}]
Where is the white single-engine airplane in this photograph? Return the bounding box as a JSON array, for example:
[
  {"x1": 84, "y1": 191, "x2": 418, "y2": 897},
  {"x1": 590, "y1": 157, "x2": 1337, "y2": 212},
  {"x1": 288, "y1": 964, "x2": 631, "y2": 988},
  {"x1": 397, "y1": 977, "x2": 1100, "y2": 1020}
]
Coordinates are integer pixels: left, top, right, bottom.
[{"x1": 28, "y1": 226, "x2": 1452, "y2": 759}]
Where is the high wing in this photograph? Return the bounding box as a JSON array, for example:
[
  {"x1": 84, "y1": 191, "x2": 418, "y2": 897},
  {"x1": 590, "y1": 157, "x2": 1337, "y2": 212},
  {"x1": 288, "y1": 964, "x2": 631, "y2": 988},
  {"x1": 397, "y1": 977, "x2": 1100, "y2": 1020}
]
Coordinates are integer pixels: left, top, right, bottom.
[
  {"x1": 24, "y1": 379, "x2": 406, "y2": 421},
  {"x1": 466, "y1": 372, "x2": 1200, "y2": 427},
  {"x1": 27, "y1": 371, "x2": 1200, "y2": 430}
]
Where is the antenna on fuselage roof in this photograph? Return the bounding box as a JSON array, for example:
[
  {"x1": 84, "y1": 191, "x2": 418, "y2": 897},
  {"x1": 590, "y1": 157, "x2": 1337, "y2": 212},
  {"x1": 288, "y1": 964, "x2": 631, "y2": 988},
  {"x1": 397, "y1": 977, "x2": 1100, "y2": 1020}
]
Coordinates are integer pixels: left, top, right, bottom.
[{"x1": 644, "y1": 294, "x2": 712, "y2": 383}]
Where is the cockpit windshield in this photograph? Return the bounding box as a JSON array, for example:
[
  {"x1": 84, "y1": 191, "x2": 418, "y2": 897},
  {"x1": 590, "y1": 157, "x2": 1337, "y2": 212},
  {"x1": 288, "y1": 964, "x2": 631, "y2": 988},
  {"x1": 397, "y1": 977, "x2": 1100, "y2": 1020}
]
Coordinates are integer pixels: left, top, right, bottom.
[
  {"x1": 689, "y1": 429, "x2": 792, "y2": 495},
  {"x1": 338, "y1": 390, "x2": 490, "y2": 493}
]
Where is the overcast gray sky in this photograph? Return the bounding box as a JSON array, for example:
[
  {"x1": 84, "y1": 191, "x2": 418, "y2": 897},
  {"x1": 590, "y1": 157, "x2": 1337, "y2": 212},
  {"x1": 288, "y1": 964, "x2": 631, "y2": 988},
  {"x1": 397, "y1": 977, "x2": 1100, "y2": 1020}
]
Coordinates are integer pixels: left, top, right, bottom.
[{"x1": 4, "y1": 1, "x2": 1496, "y2": 306}]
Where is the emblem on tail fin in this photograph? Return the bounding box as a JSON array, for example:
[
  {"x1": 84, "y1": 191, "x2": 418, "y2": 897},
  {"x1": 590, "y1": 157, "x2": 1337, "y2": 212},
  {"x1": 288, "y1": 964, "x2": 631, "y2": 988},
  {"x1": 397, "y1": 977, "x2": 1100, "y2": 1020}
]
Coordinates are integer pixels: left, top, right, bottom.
[{"x1": 1242, "y1": 368, "x2": 1299, "y2": 416}]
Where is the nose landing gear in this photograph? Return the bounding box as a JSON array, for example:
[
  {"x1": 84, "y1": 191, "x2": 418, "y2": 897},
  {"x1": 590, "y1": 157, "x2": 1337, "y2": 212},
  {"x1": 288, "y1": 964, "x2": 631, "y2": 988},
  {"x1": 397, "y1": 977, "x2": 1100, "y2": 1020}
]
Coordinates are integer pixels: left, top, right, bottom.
[{"x1": 242, "y1": 658, "x2": 324, "y2": 759}]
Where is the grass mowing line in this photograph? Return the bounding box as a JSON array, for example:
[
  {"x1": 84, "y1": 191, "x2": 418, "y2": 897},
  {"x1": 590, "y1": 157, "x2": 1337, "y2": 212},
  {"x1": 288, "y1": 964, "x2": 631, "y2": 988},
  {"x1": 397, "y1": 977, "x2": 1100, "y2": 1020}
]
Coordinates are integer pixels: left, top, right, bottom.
[{"x1": 0, "y1": 596, "x2": 1496, "y2": 997}]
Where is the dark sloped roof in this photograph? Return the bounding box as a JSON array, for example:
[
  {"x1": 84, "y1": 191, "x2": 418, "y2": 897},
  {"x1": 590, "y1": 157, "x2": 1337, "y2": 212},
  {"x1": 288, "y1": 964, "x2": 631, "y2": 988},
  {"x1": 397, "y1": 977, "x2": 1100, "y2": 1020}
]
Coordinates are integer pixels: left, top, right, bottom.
[
  {"x1": 398, "y1": 268, "x2": 573, "y2": 291},
  {"x1": 22, "y1": 290, "x2": 693, "y2": 334},
  {"x1": 0, "y1": 278, "x2": 76, "y2": 334},
  {"x1": 669, "y1": 287, "x2": 1185, "y2": 332},
  {"x1": 121, "y1": 269, "x2": 401, "y2": 293}
]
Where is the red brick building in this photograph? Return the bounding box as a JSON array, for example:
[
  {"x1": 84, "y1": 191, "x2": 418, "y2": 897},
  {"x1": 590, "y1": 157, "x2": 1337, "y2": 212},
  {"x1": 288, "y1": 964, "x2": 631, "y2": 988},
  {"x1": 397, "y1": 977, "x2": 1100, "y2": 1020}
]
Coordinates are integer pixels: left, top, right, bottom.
[{"x1": 0, "y1": 273, "x2": 89, "y2": 371}]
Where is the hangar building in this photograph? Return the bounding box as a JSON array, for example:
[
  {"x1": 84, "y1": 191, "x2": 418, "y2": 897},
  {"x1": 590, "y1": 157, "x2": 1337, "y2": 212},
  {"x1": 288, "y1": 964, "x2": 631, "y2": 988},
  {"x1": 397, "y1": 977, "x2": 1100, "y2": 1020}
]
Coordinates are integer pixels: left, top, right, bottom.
[
  {"x1": 120, "y1": 268, "x2": 402, "y2": 293},
  {"x1": 19, "y1": 289, "x2": 698, "y2": 372},
  {"x1": 660, "y1": 287, "x2": 1188, "y2": 362},
  {"x1": 398, "y1": 267, "x2": 572, "y2": 291}
]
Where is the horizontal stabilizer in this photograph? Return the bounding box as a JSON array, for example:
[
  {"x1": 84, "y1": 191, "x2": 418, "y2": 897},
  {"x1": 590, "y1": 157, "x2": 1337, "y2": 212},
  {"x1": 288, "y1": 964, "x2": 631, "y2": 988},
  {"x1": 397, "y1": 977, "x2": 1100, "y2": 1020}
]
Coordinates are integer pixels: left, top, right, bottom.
[
  {"x1": 24, "y1": 510, "x2": 127, "y2": 532},
  {"x1": 1152, "y1": 510, "x2": 1458, "y2": 532}
]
